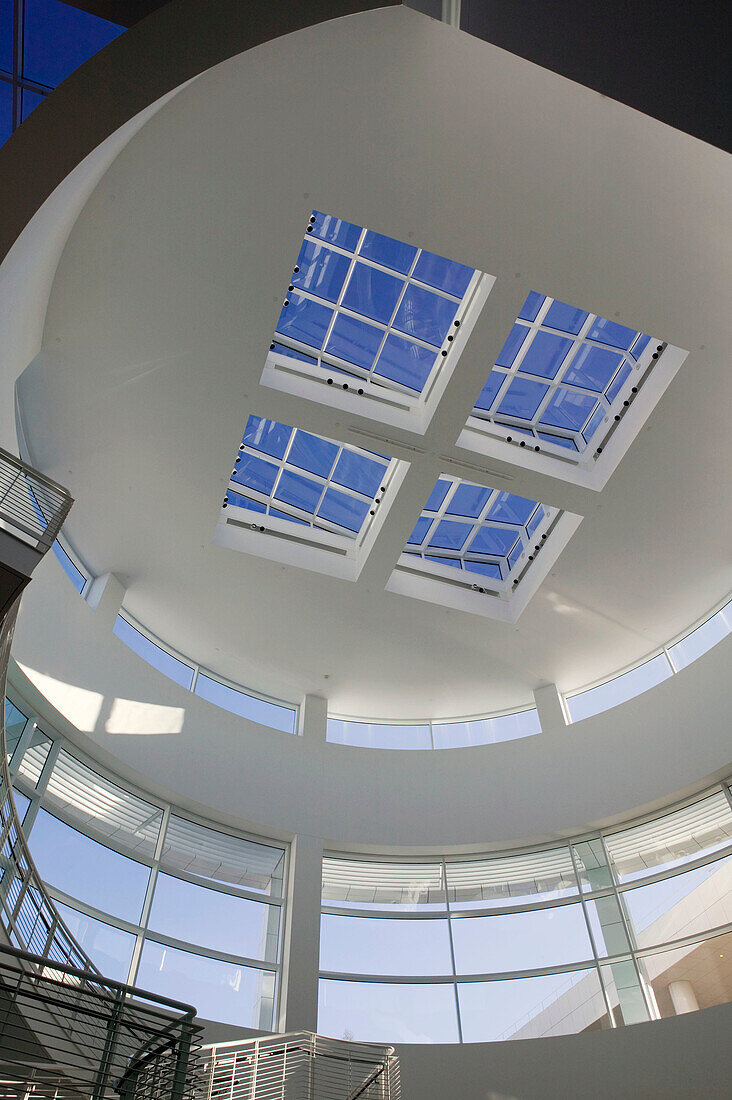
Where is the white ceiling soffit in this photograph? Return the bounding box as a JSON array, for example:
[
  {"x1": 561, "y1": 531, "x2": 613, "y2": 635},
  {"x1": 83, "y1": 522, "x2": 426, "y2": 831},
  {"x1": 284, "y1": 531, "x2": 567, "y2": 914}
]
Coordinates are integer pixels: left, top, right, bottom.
[{"x1": 10, "y1": 5, "x2": 732, "y2": 718}]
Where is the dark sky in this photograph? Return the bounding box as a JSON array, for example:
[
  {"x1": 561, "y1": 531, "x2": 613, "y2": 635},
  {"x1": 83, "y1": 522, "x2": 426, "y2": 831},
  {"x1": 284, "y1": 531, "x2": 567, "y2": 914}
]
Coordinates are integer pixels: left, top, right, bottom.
[
  {"x1": 68, "y1": 0, "x2": 731, "y2": 151},
  {"x1": 461, "y1": 0, "x2": 731, "y2": 151}
]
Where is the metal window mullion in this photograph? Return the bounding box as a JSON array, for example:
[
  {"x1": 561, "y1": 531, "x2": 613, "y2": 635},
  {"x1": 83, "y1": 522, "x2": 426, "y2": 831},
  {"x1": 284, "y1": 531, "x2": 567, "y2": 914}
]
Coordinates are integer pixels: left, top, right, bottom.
[
  {"x1": 596, "y1": 832, "x2": 655, "y2": 1020},
  {"x1": 441, "y1": 858, "x2": 464, "y2": 1043},
  {"x1": 569, "y1": 842, "x2": 616, "y2": 1027},
  {"x1": 11, "y1": 0, "x2": 23, "y2": 130},
  {"x1": 362, "y1": 247, "x2": 421, "y2": 382},
  {"x1": 287, "y1": 285, "x2": 445, "y2": 355},
  {"x1": 128, "y1": 804, "x2": 170, "y2": 985},
  {"x1": 317, "y1": 228, "x2": 367, "y2": 355}
]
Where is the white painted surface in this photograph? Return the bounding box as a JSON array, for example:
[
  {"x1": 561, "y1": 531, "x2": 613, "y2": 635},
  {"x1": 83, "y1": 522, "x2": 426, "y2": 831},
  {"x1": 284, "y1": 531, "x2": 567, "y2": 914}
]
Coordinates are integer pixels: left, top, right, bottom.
[{"x1": 1, "y1": 6, "x2": 728, "y2": 718}]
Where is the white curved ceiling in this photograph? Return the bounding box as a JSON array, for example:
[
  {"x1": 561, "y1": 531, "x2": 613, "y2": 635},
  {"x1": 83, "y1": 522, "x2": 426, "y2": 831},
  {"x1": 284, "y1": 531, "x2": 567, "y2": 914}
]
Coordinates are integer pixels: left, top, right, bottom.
[{"x1": 12, "y1": 6, "x2": 732, "y2": 718}]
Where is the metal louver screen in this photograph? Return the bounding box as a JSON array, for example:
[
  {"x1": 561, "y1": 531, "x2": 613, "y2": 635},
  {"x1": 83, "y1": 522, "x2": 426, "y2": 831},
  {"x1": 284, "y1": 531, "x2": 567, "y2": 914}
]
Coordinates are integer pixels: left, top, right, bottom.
[
  {"x1": 322, "y1": 859, "x2": 445, "y2": 906},
  {"x1": 44, "y1": 748, "x2": 163, "y2": 857},
  {"x1": 161, "y1": 814, "x2": 285, "y2": 895},
  {"x1": 604, "y1": 792, "x2": 732, "y2": 880}
]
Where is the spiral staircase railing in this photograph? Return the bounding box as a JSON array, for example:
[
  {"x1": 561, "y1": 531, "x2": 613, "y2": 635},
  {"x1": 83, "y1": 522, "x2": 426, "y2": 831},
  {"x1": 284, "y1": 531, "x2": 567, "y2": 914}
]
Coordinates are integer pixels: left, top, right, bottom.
[{"x1": 0, "y1": 448, "x2": 203, "y2": 1100}]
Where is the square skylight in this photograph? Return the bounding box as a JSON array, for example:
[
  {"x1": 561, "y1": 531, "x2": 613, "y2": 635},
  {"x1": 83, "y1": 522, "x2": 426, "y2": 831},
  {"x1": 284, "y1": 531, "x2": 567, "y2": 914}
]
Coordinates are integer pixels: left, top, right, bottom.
[
  {"x1": 214, "y1": 415, "x2": 408, "y2": 581},
  {"x1": 458, "y1": 291, "x2": 687, "y2": 490},
  {"x1": 260, "y1": 211, "x2": 495, "y2": 433},
  {"x1": 386, "y1": 475, "x2": 582, "y2": 622}
]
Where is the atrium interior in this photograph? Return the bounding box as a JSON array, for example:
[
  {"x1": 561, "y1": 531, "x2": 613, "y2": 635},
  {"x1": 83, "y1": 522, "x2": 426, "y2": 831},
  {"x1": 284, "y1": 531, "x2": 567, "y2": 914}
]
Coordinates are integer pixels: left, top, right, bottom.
[{"x1": 0, "y1": 2, "x2": 730, "y2": 1098}]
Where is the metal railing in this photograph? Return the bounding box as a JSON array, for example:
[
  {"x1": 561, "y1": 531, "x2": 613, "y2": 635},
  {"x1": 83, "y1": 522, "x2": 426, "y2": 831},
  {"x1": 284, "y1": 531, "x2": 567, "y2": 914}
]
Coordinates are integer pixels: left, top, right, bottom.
[
  {"x1": 0, "y1": 452, "x2": 203, "y2": 1100},
  {"x1": 200, "y1": 1033, "x2": 401, "y2": 1100},
  {"x1": 0, "y1": 942, "x2": 202, "y2": 1100},
  {"x1": 0, "y1": 446, "x2": 73, "y2": 554}
]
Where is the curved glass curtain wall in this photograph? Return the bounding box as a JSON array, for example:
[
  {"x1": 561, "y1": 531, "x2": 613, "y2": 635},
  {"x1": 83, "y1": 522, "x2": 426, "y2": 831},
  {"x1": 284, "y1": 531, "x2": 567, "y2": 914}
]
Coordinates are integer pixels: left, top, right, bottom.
[
  {"x1": 50, "y1": 512, "x2": 731, "y2": 744},
  {"x1": 0, "y1": 0, "x2": 123, "y2": 144},
  {"x1": 5, "y1": 691, "x2": 732, "y2": 1043},
  {"x1": 3, "y1": 695, "x2": 287, "y2": 1029},
  {"x1": 320, "y1": 786, "x2": 732, "y2": 1043}
]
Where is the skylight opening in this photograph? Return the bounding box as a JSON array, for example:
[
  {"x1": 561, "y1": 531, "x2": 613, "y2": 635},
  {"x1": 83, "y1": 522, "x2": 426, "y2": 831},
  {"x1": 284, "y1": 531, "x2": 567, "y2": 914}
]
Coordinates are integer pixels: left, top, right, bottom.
[
  {"x1": 215, "y1": 414, "x2": 407, "y2": 581},
  {"x1": 459, "y1": 291, "x2": 686, "y2": 490},
  {"x1": 387, "y1": 475, "x2": 582, "y2": 622},
  {"x1": 261, "y1": 211, "x2": 495, "y2": 433}
]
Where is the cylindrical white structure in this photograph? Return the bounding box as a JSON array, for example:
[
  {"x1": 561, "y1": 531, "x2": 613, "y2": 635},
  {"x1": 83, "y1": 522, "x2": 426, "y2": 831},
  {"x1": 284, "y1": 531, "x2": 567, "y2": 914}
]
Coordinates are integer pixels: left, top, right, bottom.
[{"x1": 669, "y1": 981, "x2": 699, "y2": 1015}]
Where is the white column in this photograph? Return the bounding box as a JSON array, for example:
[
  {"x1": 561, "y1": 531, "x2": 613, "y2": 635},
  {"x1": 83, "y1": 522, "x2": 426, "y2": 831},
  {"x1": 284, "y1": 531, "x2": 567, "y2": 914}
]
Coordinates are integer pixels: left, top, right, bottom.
[
  {"x1": 278, "y1": 832, "x2": 324, "y2": 1033},
  {"x1": 669, "y1": 979, "x2": 699, "y2": 1015},
  {"x1": 85, "y1": 571, "x2": 126, "y2": 628},
  {"x1": 533, "y1": 682, "x2": 568, "y2": 732},
  {"x1": 299, "y1": 693, "x2": 328, "y2": 743}
]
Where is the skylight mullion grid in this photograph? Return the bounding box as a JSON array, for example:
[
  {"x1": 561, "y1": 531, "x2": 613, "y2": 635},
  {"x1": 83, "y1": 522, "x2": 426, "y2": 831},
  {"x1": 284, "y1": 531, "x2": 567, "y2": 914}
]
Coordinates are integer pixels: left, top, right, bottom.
[
  {"x1": 316, "y1": 226, "x2": 368, "y2": 353},
  {"x1": 264, "y1": 211, "x2": 490, "y2": 429},
  {"x1": 464, "y1": 291, "x2": 666, "y2": 472},
  {"x1": 232, "y1": 432, "x2": 385, "y2": 538},
  {"x1": 360, "y1": 245, "x2": 423, "y2": 382},
  {"x1": 281, "y1": 286, "x2": 443, "y2": 356},
  {"x1": 404, "y1": 477, "x2": 539, "y2": 585}
]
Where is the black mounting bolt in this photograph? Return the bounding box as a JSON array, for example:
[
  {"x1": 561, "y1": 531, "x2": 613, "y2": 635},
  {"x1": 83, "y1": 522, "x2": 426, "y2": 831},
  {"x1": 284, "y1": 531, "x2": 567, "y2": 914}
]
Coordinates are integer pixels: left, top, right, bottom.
[
  {"x1": 293, "y1": 266, "x2": 300, "y2": 273},
  {"x1": 342, "y1": 383, "x2": 349, "y2": 390},
  {"x1": 520, "y1": 440, "x2": 526, "y2": 447},
  {"x1": 596, "y1": 446, "x2": 603, "y2": 453},
  {"x1": 358, "y1": 388, "x2": 364, "y2": 395},
  {"x1": 441, "y1": 350, "x2": 448, "y2": 357},
  {"x1": 507, "y1": 436, "x2": 513, "y2": 443},
  {"x1": 270, "y1": 343, "x2": 275, "y2": 350},
  {"x1": 454, "y1": 320, "x2": 460, "y2": 327},
  {"x1": 327, "y1": 378, "x2": 333, "y2": 385},
  {"x1": 614, "y1": 415, "x2": 621, "y2": 421},
  {"x1": 447, "y1": 335, "x2": 454, "y2": 342}
]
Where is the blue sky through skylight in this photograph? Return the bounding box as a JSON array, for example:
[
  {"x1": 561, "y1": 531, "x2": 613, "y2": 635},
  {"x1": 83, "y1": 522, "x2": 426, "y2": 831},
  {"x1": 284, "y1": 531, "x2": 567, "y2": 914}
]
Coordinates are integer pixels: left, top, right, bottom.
[
  {"x1": 270, "y1": 211, "x2": 478, "y2": 396},
  {"x1": 470, "y1": 292, "x2": 656, "y2": 459},
  {"x1": 403, "y1": 476, "x2": 555, "y2": 590},
  {"x1": 224, "y1": 415, "x2": 391, "y2": 540}
]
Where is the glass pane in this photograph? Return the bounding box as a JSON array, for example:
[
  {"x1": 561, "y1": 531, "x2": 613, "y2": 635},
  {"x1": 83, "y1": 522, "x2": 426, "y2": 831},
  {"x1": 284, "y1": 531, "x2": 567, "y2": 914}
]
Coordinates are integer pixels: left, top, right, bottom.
[
  {"x1": 21, "y1": 86, "x2": 43, "y2": 119},
  {"x1": 326, "y1": 720, "x2": 431, "y2": 750},
  {"x1": 446, "y1": 848, "x2": 578, "y2": 909},
  {"x1": 4, "y1": 698, "x2": 27, "y2": 761},
  {"x1": 11, "y1": 787, "x2": 30, "y2": 822},
  {"x1": 374, "y1": 333, "x2": 436, "y2": 391},
  {"x1": 669, "y1": 604, "x2": 731, "y2": 671},
  {"x1": 137, "y1": 940, "x2": 275, "y2": 1028},
  {"x1": 322, "y1": 857, "x2": 445, "y2": 910},
  {"x1": 342, "y1": 262, "x2": 403, "y2": 324},
  {"x1": 194, "y1": 673, "x2": 296, "y2": 733},
  {"x1": 451, "y1": 903, "x2": 592, "y2": 974},
  {"x1": 44, "y1": 748, "x2": 163, "y2": 857},
  {"x1": 458, "y1": 968, "x2": 607, "y2": 1041},
  {"x1": 359, "y1": 230, "x2": 416, "y2": 273},
  {"x1": 0, "y1": 0, "x2": 12, "y2": 72},
  {"x1": 392, "y1": 284, "x2": 457, "y2": 347},
  {"x1": 638, "y1": 928, "x2": 732, "y2": 1017},
  {"x1": 566, "y1": 653, "x2": 673, "y2": 723},
  {"x1": 320, "y1": 914, "x2": 452, "y2": 976},
  {"x1": 622, "y1": 854, "x2": 732, "y2": 949},
  {"x1": 583, "y1": 893, "x2": 632, "y2": 957},
  {"x1": 16, "y1": 728, "x2": 52, "y2": 787},
  {"x1": 23, "y1": 0, "x2": 123, "y2": 87},
  {"x1": 604, "y1": 791, "x2": 732, "y2": 882},
  {"x1": 413, "y1": 251, "x2": 473, "y2": 297},
  {"x1": 55, "y1": 901, "x2": 135, "y2": 984},
  {"x1": 51, "y1": 541, "x2": 86, "y2": 592},
  {"x1": 27, "y1": 809, "x2": 150, "y2": 923},
  {"x1": 0, "y1": 78, "x2": 11, "y2": 145},
  {"x1": 432, "y1": 709, "x2": 540, "y2": 749},
  {"x1": 113, "y1": 616, "x2": 195, "y2": 690},
  {"x1": 599, "y1": 959, "x2": 650, "y2": 1025},
  {"x1": 149, "y1": 873, "x2": 279, "y2": 962},
  {"x1": 318, "y1": 978, "x2": 458, "y2": 1044},
  {"x1": 161, "y1": 814, "x2": 285, "y2": 895}
]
